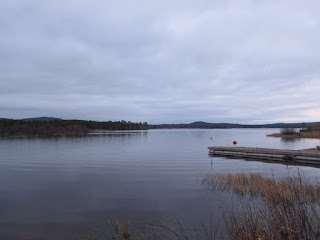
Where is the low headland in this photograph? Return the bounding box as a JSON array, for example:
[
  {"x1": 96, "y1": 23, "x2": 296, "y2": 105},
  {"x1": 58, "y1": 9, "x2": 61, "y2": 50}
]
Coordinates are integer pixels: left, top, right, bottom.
[
  {"x1": 268, "y1": 124, "x2": 320, "y2": 139},
  {"x1": 0, "y1": 118, "x2": 148, "y2": 135}
]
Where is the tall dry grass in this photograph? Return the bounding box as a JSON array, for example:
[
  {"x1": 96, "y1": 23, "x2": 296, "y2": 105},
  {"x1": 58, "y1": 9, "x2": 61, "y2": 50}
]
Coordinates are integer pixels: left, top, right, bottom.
[
  {"x1": 203, "y1": 172, "x2": 320, "y2": 239},
  {"x1": 267, "y1": 131, "x2": 320, "y2": 138}
]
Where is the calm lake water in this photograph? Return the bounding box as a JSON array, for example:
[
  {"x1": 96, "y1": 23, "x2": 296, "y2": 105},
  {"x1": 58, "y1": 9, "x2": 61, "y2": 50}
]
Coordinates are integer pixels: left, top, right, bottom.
[{"x1": 1, "y1": 129, "x2": 320, "y2": 239}]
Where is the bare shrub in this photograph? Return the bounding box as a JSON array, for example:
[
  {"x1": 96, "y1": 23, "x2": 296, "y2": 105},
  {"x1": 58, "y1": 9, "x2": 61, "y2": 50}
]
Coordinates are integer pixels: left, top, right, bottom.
[{"x1": 280, "y1": 127, "x2": 297, "y2": 135}]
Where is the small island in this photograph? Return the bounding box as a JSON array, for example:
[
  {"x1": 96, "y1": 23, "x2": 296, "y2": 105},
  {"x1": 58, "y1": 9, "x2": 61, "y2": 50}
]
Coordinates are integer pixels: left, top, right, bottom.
[
  {"x1": 0, "y1": 118, "x2": 148, "y2": 135},
  {"x1": 267, "y1": 125, "x2": 320, "y2": 139}
]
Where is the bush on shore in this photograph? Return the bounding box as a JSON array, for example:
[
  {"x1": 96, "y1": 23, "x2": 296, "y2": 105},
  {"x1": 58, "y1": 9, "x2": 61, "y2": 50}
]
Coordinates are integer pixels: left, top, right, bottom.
[{"x1": 280, "y1": 127, "x2": 297, "y2": 135}]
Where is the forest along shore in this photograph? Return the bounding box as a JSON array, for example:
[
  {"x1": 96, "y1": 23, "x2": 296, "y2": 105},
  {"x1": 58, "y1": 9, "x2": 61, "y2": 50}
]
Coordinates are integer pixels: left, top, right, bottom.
[{"x1": 0, "y1": 119, "x2": 149, "y2": 135}]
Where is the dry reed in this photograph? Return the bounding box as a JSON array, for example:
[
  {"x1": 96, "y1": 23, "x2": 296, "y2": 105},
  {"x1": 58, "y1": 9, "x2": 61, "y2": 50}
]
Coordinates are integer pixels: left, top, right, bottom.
[
  {"x1": 267, "y1": 132, "x2": 320, "y2": 139},
  {"x1": 203, "y1": 172, "x2": 320, "y2": 239}
]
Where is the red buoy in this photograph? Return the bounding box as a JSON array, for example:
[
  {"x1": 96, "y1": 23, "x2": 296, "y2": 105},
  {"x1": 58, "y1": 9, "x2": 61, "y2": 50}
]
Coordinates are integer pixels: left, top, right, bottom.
[{"x1": 233, "y1": 141, "x2": 237, "y2": 145}]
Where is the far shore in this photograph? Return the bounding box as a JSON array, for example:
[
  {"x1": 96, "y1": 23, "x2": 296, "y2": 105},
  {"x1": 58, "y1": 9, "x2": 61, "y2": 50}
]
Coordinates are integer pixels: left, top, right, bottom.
[{"x1": 267, "y1": 132, "x2": 320, "y2": 139}]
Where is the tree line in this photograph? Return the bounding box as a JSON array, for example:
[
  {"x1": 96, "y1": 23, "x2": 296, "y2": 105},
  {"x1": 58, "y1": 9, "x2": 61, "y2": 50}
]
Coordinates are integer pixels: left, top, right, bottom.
[
  {"x1": 149, "y1": 121, "x2": 320, "y2": 129},
  {"x1": 0, "y1": 119, "x2": 149, "y2": 135}
]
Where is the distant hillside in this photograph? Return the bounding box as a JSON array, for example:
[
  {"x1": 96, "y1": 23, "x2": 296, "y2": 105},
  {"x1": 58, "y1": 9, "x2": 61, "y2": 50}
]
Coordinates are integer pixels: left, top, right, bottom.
[
  {"x1": 149, "y1": 121, "x2": 320, "y2": 129},
  {"x1": 2, "y1": 117, "x2": 319, "y2": 131},
  {"x1": 20, "y1": 117, "x2": 62, "y2": 121},
  {"x1": 0, "y1": 117, "x2": 61, "y2": 121}
]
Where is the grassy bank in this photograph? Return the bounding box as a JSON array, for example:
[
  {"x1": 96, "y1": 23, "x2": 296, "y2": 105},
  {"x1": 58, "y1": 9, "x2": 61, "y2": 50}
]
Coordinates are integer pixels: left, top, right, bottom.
[
  {"x1": 267, "y1": 131, "x2": 320, "y2": 138},
  {"x1": 268, "y1": 124, "x2": 320, "y2": 139}
]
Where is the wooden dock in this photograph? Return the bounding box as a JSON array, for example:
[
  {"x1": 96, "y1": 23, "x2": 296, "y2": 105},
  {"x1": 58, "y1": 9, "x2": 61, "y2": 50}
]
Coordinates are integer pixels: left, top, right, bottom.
[{"x1": 208, "y1": 147, "x2": 320, "y2": 166}]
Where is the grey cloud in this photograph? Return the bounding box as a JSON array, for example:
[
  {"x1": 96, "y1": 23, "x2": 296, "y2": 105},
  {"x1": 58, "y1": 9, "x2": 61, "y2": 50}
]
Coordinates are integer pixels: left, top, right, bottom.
[{"x1": 1, "y1": 0, "x2": 320, "y2": 123}]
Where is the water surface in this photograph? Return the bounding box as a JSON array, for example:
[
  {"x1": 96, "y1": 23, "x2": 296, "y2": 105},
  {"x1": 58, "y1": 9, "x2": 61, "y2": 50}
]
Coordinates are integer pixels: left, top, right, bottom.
[{"x1": 1, "y1": 129, "x2": 320, "y2": 239}]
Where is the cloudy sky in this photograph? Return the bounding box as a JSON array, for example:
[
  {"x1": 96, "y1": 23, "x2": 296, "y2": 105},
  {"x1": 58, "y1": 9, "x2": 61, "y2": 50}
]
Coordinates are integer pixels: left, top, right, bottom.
[{"x1": 1, "y1": 0, "x2": 320, "y2": 124}]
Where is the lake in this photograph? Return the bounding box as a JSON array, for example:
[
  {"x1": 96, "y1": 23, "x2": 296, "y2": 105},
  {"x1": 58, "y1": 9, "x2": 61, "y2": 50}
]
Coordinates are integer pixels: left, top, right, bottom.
[{"x1": 1, "y1": 129, "x2": 320, "y2": 239}]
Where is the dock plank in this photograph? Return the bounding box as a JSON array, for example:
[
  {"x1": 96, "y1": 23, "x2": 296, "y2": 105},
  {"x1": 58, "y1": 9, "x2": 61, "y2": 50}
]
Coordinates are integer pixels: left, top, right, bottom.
[
  {"x1": 208, "y1": 147, "x2": 320, "y2": 157},
  {"x1": 208, "y1": 147, "x2": 320, "y2": 165}
]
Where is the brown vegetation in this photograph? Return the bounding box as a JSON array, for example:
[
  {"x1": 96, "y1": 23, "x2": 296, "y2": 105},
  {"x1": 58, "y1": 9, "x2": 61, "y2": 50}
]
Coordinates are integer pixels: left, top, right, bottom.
[
  {"x1": 268, "y1": 132, "x2": 320, "y2": 138},
  {"x1": 203, "y1": 172, "x2": 320, "y2": 239},
  {"x1": 303, "y1": 124, "x2": 320, "y2": 132},
  {"x1": 268, "y1": 124, "x2": 320, "y2": 139},
  {"x1": 280, "y1": 127, "x2": 297, "y2": 135}
]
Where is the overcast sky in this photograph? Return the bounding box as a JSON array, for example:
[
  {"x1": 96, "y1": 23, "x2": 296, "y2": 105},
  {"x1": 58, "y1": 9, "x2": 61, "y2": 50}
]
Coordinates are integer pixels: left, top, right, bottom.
[{"x1": 1, "y1": 0, "x2": 320, "y2": 124}]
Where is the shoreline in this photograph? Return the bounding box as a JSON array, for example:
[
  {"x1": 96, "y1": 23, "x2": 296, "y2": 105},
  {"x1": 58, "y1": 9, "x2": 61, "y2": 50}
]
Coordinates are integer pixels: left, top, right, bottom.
[{"x1": 267, "y1": 132, "x2": 320, "y2": 139}]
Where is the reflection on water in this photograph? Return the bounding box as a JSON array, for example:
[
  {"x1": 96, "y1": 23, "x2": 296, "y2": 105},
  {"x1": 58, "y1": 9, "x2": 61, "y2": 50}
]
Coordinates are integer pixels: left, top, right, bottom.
[
  {"x1": 280, "y1": 137, "x2": 300, "y2": 143},
  {"x1": 0, "y1": 130, "x2": 148, "y2": 140},
  {"x1": 1, "y1": 129, "x2": 320, "y2": 239}
]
